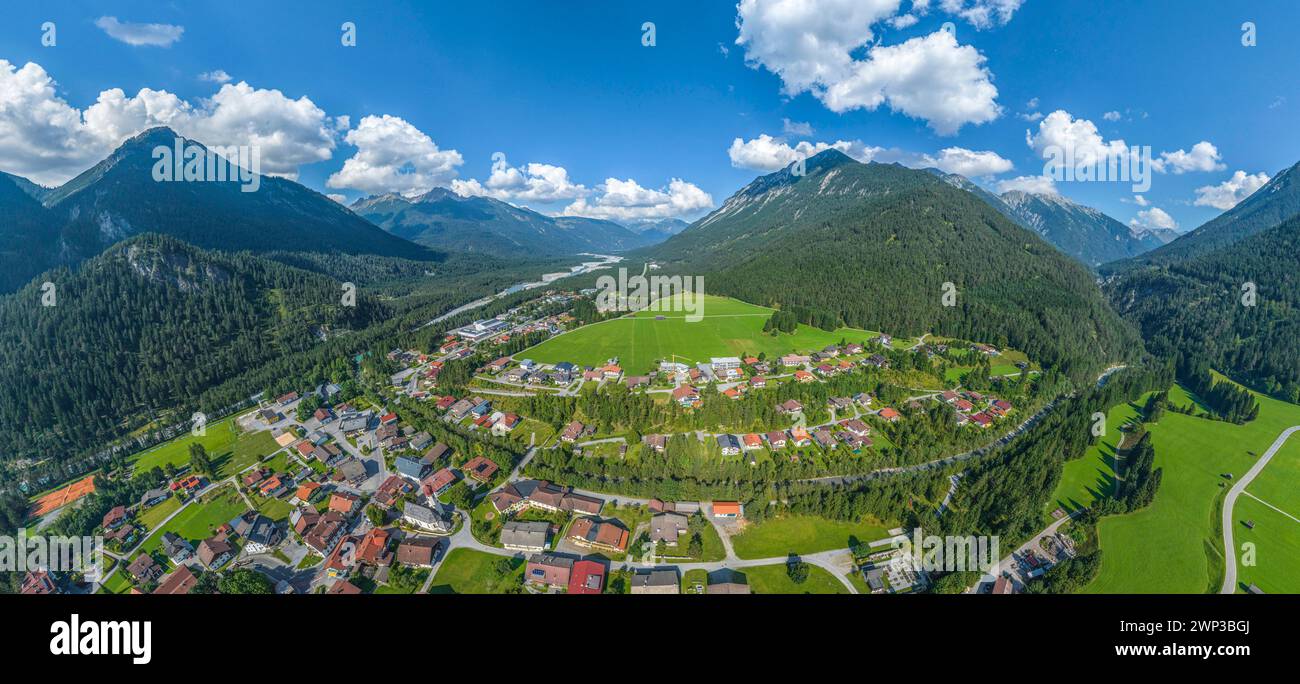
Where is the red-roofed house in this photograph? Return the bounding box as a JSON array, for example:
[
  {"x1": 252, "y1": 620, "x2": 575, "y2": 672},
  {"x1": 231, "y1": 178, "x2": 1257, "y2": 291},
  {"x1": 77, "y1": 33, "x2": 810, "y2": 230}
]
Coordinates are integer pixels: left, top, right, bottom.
[{"x1": 567, "y1": 559, "x2": 606, "y2": 595}]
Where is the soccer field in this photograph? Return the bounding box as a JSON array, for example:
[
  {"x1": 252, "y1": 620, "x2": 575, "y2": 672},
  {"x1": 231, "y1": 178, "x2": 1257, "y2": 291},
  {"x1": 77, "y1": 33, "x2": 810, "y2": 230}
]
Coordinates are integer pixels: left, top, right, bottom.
[{"x1": 522, "y1": 294, "x2": 887, "y2": 374}]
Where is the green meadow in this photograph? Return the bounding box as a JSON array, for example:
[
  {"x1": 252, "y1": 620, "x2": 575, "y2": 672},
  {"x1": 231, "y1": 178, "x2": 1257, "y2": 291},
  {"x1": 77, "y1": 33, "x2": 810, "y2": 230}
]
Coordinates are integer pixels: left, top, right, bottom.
[
  {"x1": 522, "y1": 294, "x2": 889, "y2": 374},
  {"x1": 1049, "y1": 395, "x2": 1150, "y2": 516},
  {"x1": 1233, "y1": 432, "x2": 1300, "y2": 593},
  {"x1": 129, "y1": 414, "x2": 277, "y2": 480},
  {"x1": 731, "y1": 514, "x2": 892, "y2": 560},
  {"x1": 744, "y1": 562, "x2": 850, "y2": 594},
  {"x1": 1085, "y1": 379, "x2": 1300, "y2": 594}
]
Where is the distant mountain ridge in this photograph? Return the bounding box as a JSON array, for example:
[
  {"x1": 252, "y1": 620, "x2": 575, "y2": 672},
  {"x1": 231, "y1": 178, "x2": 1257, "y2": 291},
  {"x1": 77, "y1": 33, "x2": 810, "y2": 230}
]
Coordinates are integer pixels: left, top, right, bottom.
[
  {"x1": 927, "y1": 170, "x2": 1167, "y2": 267},
  {"x1": 351, "y1": 188, "x2": 667, "y2": 257},
  {"x1": 0, "y1": 127, "x2": 443, "y2": 294},
  {"x1": 1105, "y1": 160, "x2": 1300, "y2": 271}
]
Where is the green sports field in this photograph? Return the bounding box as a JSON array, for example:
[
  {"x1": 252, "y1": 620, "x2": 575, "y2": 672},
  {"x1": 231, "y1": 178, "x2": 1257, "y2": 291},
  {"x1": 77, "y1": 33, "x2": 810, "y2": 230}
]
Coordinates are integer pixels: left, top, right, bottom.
[
  {"x1": 521, "y1": 294, "x2": 889, "y2": 374},
  {"x1": 1086, "y1": 380, "x2": 1300, "y2": 593},
  {"x1": 129, "y1": 414, "x2": 277, "y2": 480}
]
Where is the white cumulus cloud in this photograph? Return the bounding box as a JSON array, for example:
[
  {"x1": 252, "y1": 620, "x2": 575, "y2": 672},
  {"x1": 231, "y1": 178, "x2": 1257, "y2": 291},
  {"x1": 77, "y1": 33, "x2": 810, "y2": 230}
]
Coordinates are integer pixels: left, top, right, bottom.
[
  {"x1": 0, "y1": 60, "x2": 341, "y2": 185},
  {"x1": 563, "y1": 178, "x2": 713, "y2": 222},
  {"x1": 1130, "y1": 207, "x2": 1178, "y2": 232},
  {"x1": 451, "y1": 153, "x2": 588, "y2": 203},
  {"x1": 327, "y1": 115, "x2": 463, "y2": 197},
  {"x1": 735, "y1": 1, "x2": 1000, "y2": 134},
  {"x1": 995, "y1": 174, "x2": 1056, "y2": 195},
  {"x1": 199, "y1": 70, "x2": 231, "y2": 83},
  {"x1": 1153, "y1": 141, "x2": 1226, "y2": 174},
  {"x1": 95, "y1": 16, "x2": 184, "y2": 47},
  {"x1": 728, "y1": 133, "x2": 1011, "y2": 177},
  {"x1": 1193, "y1": 170, "x2": 1270, "y2": 210}
]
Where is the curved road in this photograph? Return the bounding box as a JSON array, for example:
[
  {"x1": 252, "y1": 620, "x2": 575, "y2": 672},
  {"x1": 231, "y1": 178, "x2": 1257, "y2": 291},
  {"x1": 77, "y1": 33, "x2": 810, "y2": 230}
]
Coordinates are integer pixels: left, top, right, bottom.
[{"x1": 1219, "y1": 425, "x2": 1300, "y2": 594}]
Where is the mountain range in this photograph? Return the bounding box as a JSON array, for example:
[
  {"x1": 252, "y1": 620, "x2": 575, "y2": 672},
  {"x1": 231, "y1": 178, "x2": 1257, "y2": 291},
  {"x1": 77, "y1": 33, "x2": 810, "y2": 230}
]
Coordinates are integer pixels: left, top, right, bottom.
[
  {"x1": 0, "y1": 127, "x2": 442, "y2": 294},
  {"x1": 928, "y1": 170, "x2": 1172, "y2": 267},
  {"x1": 641, "y1": 150, "x2": 1141, "y2": 381},
  {"x1": 351, "y1": 188, "x2": 667, "y2": 257}
]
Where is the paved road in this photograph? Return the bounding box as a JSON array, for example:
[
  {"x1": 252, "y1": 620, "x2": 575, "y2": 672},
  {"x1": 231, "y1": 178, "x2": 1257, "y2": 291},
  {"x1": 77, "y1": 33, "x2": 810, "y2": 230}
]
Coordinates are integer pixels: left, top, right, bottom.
[{"x1": 1220, "y1": 425, "x2": 1300, "y2": 594}]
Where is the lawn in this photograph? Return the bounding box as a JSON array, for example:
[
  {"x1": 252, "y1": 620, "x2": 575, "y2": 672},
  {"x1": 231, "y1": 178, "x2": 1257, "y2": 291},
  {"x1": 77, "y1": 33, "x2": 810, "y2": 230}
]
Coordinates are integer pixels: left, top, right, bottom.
[
  {"x1": 681, "y1": 569, "x2": 708, "y2": 594},
  {"x1": 522, "y1": 294, "x2": 884, "y2": 375},
  {"x1": 137, "y1": 487, "x2": 249, "y2": 556},
  {"x1": 1085, "y1": 377, "x2": 1300, "y2": 594},
  {"x1": 427, "y1": 548, "x2": 523, "y2": 594},
  {"x1": 1049, "y1": 395, "x2": 1151, "y2": 517},
  {"x1": 744, "y1": 562, "x2": 849, "y2": 594},
  {"x1": 731, "y1": 514, "x2": 891, "y2": 560},
  {"x1": 129, "y1": 414, "x2": 278, "y2": 480},
  {"x1": 137, "y1": 496, "x2": 182, "y2": 532}
]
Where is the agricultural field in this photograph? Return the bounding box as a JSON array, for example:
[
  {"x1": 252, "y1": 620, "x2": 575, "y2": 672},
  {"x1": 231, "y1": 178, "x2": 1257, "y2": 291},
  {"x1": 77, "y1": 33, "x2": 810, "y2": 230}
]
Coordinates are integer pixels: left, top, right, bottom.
[
  {"x1": 130, "y1": 414, "x2": 278, "y2": 480},
  {"x1": 522, "y1": 294, "x2": 890, "y2": 375},
  {"x1": 427, "y1": 548, "x2": 523, "y2": 594},
  {"x1": 1086, "y1": 378, "x2": 1300, "y2": 594},
  {"x1": 1232, "y1": 429, "x2": 1300, "y2": 593},
  {"x1": 744, "y1": 562, "x2": 850, "y2": 594},
  {"x1": 731, "y1": 514, "x2": 891, "y2": 559}
]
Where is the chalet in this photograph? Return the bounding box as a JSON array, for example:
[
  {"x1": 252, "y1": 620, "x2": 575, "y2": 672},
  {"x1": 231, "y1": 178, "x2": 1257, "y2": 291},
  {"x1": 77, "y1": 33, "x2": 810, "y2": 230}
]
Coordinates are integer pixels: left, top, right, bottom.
[
  {"x1": 840, "y1": 419, "x2": 871, "y2": 437},
  {"x1": 303, "y1": 512, "x2": 347, "y2": 555},
  {"x1": 421, "y1": 467, "x2": 459, "y2": 498},
  {"x1": 624, "y1": 375, "x2": 651, "y2": 389},
  {"x1": 357, "y1": 527, "x2": 392, "y2": 566},
  {"x1": 447, "y1": 399, "x2": 476, "y2": 420},
  {"x1": 486, "y1": 356, "x2": 511, "y2": 373},
  {"x1": 402, "y1": 501, "x2": 453, "y2": 534},
  {"x1": 583, "y1": 369, "x2": 603, "y2": 382},
  {"x1": 560, "y1": 421, "x2": 585, "y2": 443},
  {"x1": 779, "y1": 399, "x2": 804, "y2": 415},
  {"x1": 139, "y1": 487, "x2": 169, "y2": 508},
  {"x1": 153, "y1": 565, "x2": 199, "y2": 595},
  {"x1": 336, "y1": 458, "x2": 368, "y2": 486},
  {"x1": 463, "y1": 456, "x2": 500, "y2": 483},
  {"x1": 291, "y1": 509, "x2": 320, "y2": 536},
  {"x1": 568, "y1": 517, "x2": 630, "y2": 553},
  {"x1": 102, "y1": 505, "x2": 128, "y2": 530},
  {"x1": 813, "y1": 428, "x2": 837, "y2": 449},
  {"x1": 843, "y1": 433, "x2": 873, "y2": 449},
  {"x1": 712, "y1": 501, "x2": 743, "y2": 518},
  {"x1": 126, "y1": 554, "x2": 163, "y2": 584},
  {"x1": 293, "y1": 482, "x2": 322, "y2": 504},
  {"x1": 854, "y1": 392, "x2": 874, "y2": 407},
  {"x1": 600, "y1": 364, "x2": 622, "y2": 380},
  {"x1": 722, "y1": 387, "x2": 742, "y2": 400},
  {"x1": 568, "y1": 560, "x2": 606, "y2": 595},
  {"x1": 992, "y1": 399, "x2": 1013, "y2": 412},
  {"x1": 829, "y1": 396, "x2": 853, "y2": 411},
  {"x1": 294, "y1": 440, "x2": 316, "y2": 459},
  {"x1": 970, "y1": 412, "x2": 994, "y2": 428},
  {"x1": 844, "y1": 343, "x2": 865, "y2": 354},
  {"x1": 789, "y1": 427, "x2": 812, "y2": 446},
  {"x1": 329, "y1": 491, "x2": 360, "y2": 516},
  {"x1": 502, "y1": 366, "x2": 530, "y2": 383},
  {"x1": 940, "y1": 390, "x2": 959, "y2": 403},
  {"x1": 424, "y1": 442, "x2": 453, "y2": 462},
  {"x1": 310, "y1": 443, "x2": 344, "y2": 466},
  {"x1": 631, "y1": 568, "x2": 680, "y2": 595},
  {"x1": 815, "y1": 363, "x2": 837, "y2": 376},
  {"x1": 410, "y1": 431, "x2": 434, "y2": 451},
  {"x1": 878, "y1": 407, "x2": 902, "y2": 422},
  {"x1": 743, "y1": 356, "x2": 760, "y2": 365},
  {"x1": 492, "y1": 413, "x2": 521, "y2": 436},
  {"x1": 972, "y1": 343, "x2": 1000, "y2": 355},
  {"x1": 160, "y1": 532, "x2": 194, "y2": 564},
  {"x1": 641, "y1": 434, "x2": 667, "y2": 453},
  {"x1": 794, "y1": 370, "x2": 815, "y2": 383},
  {"x1": 765, "y1": 431, "x2": 788, "y2": 449},
  {"x1": 197, "y1": 538, "x2": 234, "y2": 569},
  {"x1": 749, "y1": 375, "x2": 767, "y2": 389},
  {"x1": 864, "y1": 354, "x2": 889, "y2": 369},
  {"x1": 953, "y1": 398, "x2": 974, "y2": 412},
  {"x1": 313, "y1": 407, "x2": 335, "y2": 423},
  {"x1": 874, "y1": 334, "x2": 892, "y2": 347},
  {"x1": 257, "y1": 474, "x2": 288, "y2": 498},
  {"x1": 501, "y1": 520, "x2": 551, "y2": 552},
  {"x1": 780, "y1": 354, "x2": 811, "y2": 367},
  {"x1": 395, "y1": 538, "x2": 440, "y2": 567},
  {"x1": 435, "y1": 395, "x2": 457, "y2": 411},
  {"x1": 395, "y1": 456, "x2": 430, "y2": 482},
  {"x1": 742, "y1": 433, "x2": 764, "y2": 451},
  {"x1": 242, "y1": 469, "x2": 268, "y2": 488},
  {"x1": 373, "y1": 475, "x2": 410, "y2": 509},
  {"x1": 525, "y1": 553, "x2": 574, "y2": 589},
  {"x1": 650, "y1": 512, "x2": 689, "y2": 545},
  {"x1": 276, "y1": 391, "x2": 300, "y2": 406},
  {"x1": 671, "y1": 384, "x2": 702, "y2": 407},
  {"x1": 243, "y1": 515, "x2": 282, "y2": 554},
  {"x1": 716, "y1": 434, "x2": 741, "y2": 456}
]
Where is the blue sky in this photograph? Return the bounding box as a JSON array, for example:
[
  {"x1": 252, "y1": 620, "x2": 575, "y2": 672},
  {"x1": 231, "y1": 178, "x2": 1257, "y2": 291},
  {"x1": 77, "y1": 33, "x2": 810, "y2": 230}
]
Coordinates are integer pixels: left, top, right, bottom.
[{"x1": 1, "y1": 1, "x2": 1298, "y2": 232}]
